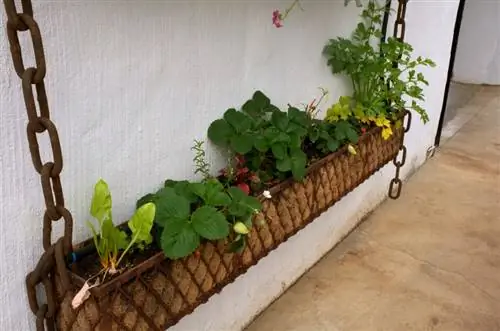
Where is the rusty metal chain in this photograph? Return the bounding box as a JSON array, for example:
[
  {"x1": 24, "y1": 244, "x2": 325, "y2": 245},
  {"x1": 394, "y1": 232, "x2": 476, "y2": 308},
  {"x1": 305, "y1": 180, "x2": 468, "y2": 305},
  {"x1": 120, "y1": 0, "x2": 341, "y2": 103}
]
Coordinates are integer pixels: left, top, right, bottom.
[
  {"x1": 3, "y1": 0, "x2": 73, "y2": 329},
  {"x1": 388, "y1": 0, "x2": 410, "y2": 200}
]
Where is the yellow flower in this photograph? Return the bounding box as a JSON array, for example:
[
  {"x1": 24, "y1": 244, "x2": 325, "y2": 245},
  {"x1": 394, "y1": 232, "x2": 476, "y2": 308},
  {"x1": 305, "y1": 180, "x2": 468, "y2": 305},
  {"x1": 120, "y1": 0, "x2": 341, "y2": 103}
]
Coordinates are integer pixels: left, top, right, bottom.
[
  {"x1": 375, "y1": 116, "x2": 390, "y2": 128},
  {"x1": 381, "y1": 126, "x2": 393, "y2": 140},
  {"x1": 347, "y1": 144, "x2": 357, "y2": 155}
]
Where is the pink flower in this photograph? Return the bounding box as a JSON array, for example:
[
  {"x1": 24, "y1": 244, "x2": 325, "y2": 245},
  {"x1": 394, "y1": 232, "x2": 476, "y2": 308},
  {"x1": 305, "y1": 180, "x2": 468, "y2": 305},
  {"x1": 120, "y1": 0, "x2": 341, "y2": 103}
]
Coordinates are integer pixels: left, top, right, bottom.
[{"x1": 272, "y1": 10, "x2": 283, "y2": 28}]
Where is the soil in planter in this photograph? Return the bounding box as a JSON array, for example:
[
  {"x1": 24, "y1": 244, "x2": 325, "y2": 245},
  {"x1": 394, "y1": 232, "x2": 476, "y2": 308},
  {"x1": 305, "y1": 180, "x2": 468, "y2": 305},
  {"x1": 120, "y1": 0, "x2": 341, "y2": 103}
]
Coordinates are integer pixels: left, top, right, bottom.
[{"x1": 72, "y1": 245, "x2": 163, "y2": 281}]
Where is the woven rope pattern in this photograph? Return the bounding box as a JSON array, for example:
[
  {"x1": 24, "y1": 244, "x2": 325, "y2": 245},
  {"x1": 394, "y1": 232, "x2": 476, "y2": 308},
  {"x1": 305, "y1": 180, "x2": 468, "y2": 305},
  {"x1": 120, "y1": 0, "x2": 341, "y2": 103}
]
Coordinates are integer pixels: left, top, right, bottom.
[{"x1": 55, "y1": 126, "x2": 403, "y2": 330}]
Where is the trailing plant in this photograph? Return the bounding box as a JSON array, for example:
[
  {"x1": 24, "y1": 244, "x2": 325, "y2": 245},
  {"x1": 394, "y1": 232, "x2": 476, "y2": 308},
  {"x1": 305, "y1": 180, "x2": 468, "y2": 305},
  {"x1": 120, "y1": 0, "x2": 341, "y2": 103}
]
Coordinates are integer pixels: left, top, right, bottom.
[
  {"x1": 322, "y1": 0, "x2": 436, "y2": 135},
  {"x1": 86, "y1": 179, "x2": 155, "y2": 276}
]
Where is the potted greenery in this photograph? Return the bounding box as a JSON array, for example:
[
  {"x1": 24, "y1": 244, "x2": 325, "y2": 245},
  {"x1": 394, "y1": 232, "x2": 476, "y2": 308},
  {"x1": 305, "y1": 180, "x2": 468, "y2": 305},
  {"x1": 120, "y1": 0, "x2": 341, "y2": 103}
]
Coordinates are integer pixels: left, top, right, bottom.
[{"x1": 55, "y1": 3, "x2": 434, "y2": 330}]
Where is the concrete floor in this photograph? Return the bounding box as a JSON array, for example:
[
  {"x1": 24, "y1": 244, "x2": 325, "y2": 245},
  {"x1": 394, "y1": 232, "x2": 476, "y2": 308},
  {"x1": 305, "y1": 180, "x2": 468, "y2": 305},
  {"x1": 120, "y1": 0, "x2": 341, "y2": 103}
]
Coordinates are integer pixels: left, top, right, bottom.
[{"x1": 246, "y1": 86, "x2": 500, "y2": 331}]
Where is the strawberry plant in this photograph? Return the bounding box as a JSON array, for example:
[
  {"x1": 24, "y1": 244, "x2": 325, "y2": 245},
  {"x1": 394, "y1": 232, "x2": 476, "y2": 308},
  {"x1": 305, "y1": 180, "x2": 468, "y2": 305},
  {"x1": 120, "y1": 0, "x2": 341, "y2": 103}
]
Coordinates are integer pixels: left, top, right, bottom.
[{"x1": 137, "y1": 178, "x2": 262, "y2": 259}]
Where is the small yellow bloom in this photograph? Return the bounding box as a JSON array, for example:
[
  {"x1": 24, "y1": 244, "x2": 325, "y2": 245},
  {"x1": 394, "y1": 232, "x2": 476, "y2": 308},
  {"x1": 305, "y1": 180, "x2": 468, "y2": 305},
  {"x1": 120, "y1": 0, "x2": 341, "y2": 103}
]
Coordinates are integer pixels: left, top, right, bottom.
[
  {"x1": 381, "y1": 126, "x2": 393, "y2": 140},
  {"x1": 375, "y1": 116, "x2": 390, "y2": 128},
  {"x1": 347, "y1": 144, "x2": 357, "y2": 155},
  {"x1": 233, "y1": 222, "x2": 250, "y2": 235}
]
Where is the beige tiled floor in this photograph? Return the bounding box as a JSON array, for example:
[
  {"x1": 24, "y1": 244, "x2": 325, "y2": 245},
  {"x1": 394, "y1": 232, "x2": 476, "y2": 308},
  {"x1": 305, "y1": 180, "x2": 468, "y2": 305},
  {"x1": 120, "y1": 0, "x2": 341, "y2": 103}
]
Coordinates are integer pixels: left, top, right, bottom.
[{"x1": 246, "y1": 86, "x2": 500, "y2": 331}]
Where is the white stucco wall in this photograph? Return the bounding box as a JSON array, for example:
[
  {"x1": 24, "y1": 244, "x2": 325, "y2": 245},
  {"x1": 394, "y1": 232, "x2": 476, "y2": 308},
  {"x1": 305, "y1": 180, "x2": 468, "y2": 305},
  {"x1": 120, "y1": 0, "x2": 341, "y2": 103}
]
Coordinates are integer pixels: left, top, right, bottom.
[
  {"x1": 0, "y1": 1, "x2": 458, "y2": 330},
  {"x1": 453, "y1": 0, "x2": 500, "y2": 85}
]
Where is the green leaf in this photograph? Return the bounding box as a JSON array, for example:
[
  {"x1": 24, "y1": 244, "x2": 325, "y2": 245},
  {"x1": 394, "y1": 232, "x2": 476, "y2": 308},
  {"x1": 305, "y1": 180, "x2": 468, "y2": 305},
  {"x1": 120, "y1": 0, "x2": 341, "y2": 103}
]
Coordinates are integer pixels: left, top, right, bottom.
[
  {"x1": 271, "y1": 143, "x2": 287, "y2": 160},
  {"x1": 254, "y1": 136, "x2": 269, "y2": 152},
  {"x1": 276, "y1": 157, "x2": 292, "y2": 172},
  {"x1": 288, "y1": 107, "x2": 308, "y2": 125},
  {"x1": 224, "y1": 108, "x2": 252, "y2": 133},
  {"x1": 90, "y1": 179, "x2": 112, "y2": 224},
  {"x1": 207, "y1": 119, "x2": 233, "y2": 146},
  {"x1": 242, "y1": 195, "x2": 262, "y2": 211},
  {"x1": 110, "y1": 227, "x2": 129, "y2": 251},
  {"x1": 161, "y1": 223, "x2": 200, "y2": 259},
  {"x1": 271, "y1": 111, "x2": 289, "y2": 132},
  {"x1": 128, "y1": 202, "x2": 155, "y2": 245},
  {"x1": 253, "y1": 90, "x2": 271, "y2": 109},
  {"x1": 155, "y1": 188, "x2": 191, "y2": 226},
  {"x1": 230, "y1": 133, "x2": 254, "y2": 154},
  {"x1": 172, "y1": 181, "x2": 198, "y2": 203},
  {"x1": 327, "y1": 138, "x2": 340, "y2": 152},
  {"x1": 203, "y1": 179, "x2": 231, "y2": 206},
  {"x1": 227, "y1": 186, "x2": 247, "y2": 201},
  {"x1": 290, "y1": 149, "x2": 307, "y2": 180},
  {"x1": 191, "y1": 206, "x2": 229, "y2": 240},
  {"x1": 208, "y1": 192, "x2": 232, "y2": 206}
]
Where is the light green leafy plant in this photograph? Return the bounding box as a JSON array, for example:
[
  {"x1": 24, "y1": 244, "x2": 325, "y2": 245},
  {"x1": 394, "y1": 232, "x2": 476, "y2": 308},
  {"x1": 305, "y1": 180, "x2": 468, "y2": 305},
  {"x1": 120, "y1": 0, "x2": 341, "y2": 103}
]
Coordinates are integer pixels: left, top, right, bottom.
[
  {"x1": 86, "y1": 179, "x2": 155, "y2": 275},
  {"x1": 323, "y1": 0, "x2": 436, "y2": 124}
]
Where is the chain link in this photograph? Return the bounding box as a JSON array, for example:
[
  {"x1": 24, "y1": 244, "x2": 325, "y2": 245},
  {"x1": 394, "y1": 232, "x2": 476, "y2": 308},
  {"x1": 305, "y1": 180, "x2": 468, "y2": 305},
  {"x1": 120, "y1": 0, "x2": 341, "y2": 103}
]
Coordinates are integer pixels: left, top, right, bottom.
[
  {"x1": 3, "y1": 0, "x2": 73, "y2": 329},
  {"x1": 388, "y1": 0, "x2": 410, "y2": 200}
]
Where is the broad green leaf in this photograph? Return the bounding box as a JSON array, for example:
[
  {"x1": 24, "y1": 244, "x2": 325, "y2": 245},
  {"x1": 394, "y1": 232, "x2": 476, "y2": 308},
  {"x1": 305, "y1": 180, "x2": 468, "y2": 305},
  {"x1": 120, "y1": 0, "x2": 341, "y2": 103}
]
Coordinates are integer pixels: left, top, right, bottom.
[
  {"x1": 110, "y1": 227, "x2": 129, "y2": 250},
  {"x1": 191, "y1": 206, "x2": 229, "y2": 240},
  {"x1": 162, "y1": 217, "x2": 190, "y2": 237},
  {"x1": 272, "y1": 111, "x2": 289, "y2": 132},
  {"x1": 208, "y1": 192, "x2": 232, "y2": 207},
  {"x1": 242, "y1": 195, "x2": 262, "y2": 211},
  {"x1": 242, "y1": 100, "x2": 259, "y2": 117},
  {"x1": 271, "y1": 143, "x2": 287, "y2": 160},
  {"x1": 224, "y1": 108, "x2": 252, "y2": 133},
  {"x1": 155, "y1": 188, "x2": 191, "y2": 226},
  {"x1": 253, "y1": 90, "x2": 271, "y2": 109},
  {"x1": 203, "y1": 179, "x2": 231, "y2": 206},
  {"x1": 230, "y1": 133, "x2": 254, "y2": 154},
  {"x1": 288, "y1": 133, "x2": 302, "y2": 148},
  {"x1": 207, "y1": 119, "x2": 233, "y2": 146},
  {"x1": 172, "y1": 181, "x2": 198, "y2": 203},
  {"x1": 128, "y1": 202, "x2": 155, "y2": 245},
  {"x1": 227, "y1": 186, "x2": 247, "y2": 202},
  {"x1": 161, "y1": 223, "x2": 200, "y2": 259},
  {"x1": 290, "y1": 149, "x2": 307, "y2": 180},
  {"x1": 90, "y1": 179, "x2": 112, "y2": 223},
  {"x1": 327, "y1": 138, "x2": 340, "y2": 152},
  {"x1": 288, "y1": 107, "x2": 308, "y2": 125},
  {"x1": 189, "y1": 182, "x2": 206, "y2": 199},
  {"x1": 276, "y1": 157, "x2": 292, "y2": 172},
  {"x1": 254, "y1": 136, "x2": 269, "y2": 152}
]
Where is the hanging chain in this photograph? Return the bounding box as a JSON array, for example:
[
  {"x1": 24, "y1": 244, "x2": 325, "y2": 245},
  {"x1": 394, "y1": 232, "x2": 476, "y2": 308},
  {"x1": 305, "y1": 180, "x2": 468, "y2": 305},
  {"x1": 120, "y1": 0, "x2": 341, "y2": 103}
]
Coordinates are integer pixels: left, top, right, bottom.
[
  {"x1": 388, "y1": 0, "x2": 409, "y2": 199},
  {"x1": 3, "y1": 0, "x2": 73, "y2": 329}
]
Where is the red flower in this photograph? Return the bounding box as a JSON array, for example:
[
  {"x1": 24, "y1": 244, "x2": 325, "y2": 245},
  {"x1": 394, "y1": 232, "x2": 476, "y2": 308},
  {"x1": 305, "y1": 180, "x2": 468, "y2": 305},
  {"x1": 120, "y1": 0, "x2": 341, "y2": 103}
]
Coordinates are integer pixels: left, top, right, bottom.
[
  {"x1": 237, "y1": 183, "x2": 250, "y2": 195},
  {"x1": 272, "y1": 10, "x2": 283, "y2": 28}
]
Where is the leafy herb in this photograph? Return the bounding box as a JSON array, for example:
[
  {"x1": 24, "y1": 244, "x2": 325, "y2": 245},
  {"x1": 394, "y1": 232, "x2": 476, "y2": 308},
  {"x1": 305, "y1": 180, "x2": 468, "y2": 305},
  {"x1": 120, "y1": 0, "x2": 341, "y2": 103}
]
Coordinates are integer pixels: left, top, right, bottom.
[
  {"x1": 86, "y1": 179, "x2": 155, "y2": 275},
  {"x1": 322, "y1": 0, "x2": 435, "y2": 125}
]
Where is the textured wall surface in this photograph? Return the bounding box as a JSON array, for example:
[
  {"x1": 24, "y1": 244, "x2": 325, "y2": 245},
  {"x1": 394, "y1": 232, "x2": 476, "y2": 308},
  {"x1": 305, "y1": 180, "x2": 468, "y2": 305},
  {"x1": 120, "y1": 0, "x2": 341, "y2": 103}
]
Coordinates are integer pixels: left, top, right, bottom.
[
  {"x1": 0, "y1": 1, "x2": 458, "y2": 330},
  {"x1": 454, "y1": 1, "x2": 500, "y2": 85}
]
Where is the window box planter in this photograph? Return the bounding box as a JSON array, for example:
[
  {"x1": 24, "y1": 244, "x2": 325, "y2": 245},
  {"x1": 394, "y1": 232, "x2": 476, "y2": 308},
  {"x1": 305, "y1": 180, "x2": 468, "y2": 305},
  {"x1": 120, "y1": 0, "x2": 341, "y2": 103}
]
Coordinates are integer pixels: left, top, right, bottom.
[{"x1": 54, "y1": 119, "x2": 404, "y2": 331}]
